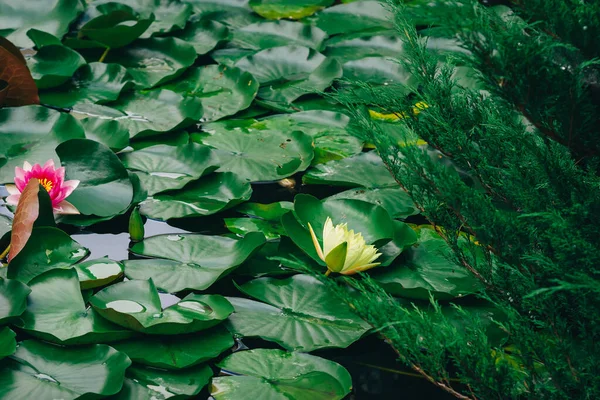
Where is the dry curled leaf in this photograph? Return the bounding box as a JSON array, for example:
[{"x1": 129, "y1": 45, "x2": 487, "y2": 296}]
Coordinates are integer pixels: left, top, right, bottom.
[
  {"x1": 0, "y1": 36, "x2": 39, "y2": 107},
  {"x1": 8, "y1": 179, "x2": 40, "y2": 262}
]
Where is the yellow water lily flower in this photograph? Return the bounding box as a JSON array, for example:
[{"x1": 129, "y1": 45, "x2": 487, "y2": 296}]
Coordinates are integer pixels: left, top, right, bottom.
[{"x1": 308, "y1": 217, "x2": 382, "y2": 275}]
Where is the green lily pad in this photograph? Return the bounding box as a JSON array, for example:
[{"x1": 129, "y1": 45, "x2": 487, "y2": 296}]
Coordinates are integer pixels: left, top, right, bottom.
[
  {"x1": 225, "y1": 218, "x2": 285, "y2": 240},
  {"x1": 0, "y1": 105, "x2": 85, "y2": 184},
  {"x1": 249, "y1": 0, "x2": 333, "y2": 19},
  {"x1": 126, "y1": 232, "x2": 266, "y2": 292},
  {"x1": 372, "y1": 226, "x2": 484, "y2": 300},
  {"x1": 314, "y1": 1, "x2": 393, "y2": 36},
  {"x1": 0, "y1": 327, "x2": 16, "y2": 360},
  {"x1": 213, "y1": 348, "x2": 352, "y2": 400},
  {"x1": 196, "y1": 122, "x2": 314, "y2": 182},
  {"x1": 56, "y1": 139, "x2": 134, "y2": 217},
  {"x1": 116, "y1": 363, "x2": 213, "y2": 399},
  {"x1": 174, "y1": 19, "x2": 229, "y2": 55},
  {"x1": 39, "y1": 63, "x2": 132, "y2": 107},
  {"x1": 230, "y1": 20, "x2": 327, "y2": 51},
  {"x1": 236, "y1": 46, "x2": 342, "y2": 103},
  {"x1": 226, "y1": 274, "x2": 370, "y2": 351},
  {"x1": 71, "y1": 89, "x2": 203, "y2": 139},
  {"x1": 163, "y1": 65, "x2": 259, "y2": 122},
  {"x1": 211, "y1": 48, "x2": 257, "y2": 66},
  {"x1": 16, "y1": 268, "x2": 134, "y2": 344},
  {"x1": 236, "y1": 201, "x2": 294, "y2": 220},
  {"x1": 0, "y1": 0, "x2": 84, "y2": 48},
  {"x1": 325, "y1": 32, "x2": 404, "y2": 62},
  {"x1": 342, "y1": 56, "x2": 413, "y2": 85},
  {"x1": 90, "y1": 279, "x2": 234, "y2": 334},
  {"x1": 303, "y1": 151, "x2": 396, "y2": 188},
  {"x1": 26, "y1": 44, "x2": 86, "y2": 90},
  {"x1": 7, "y1": 227, "x2": 88, "y2": 283},
  {"x1": 74, "y1": 257, "x2": 124, "y2": 290},
  {"x1": 139, "y1": 172, "x2": 252, "y2": 220},
  {"x1": 0, "y1": 278, "x2": 31, "y2": 324},
  {"x1": 75, "y1": 2, "x2": 154, "y2": 49},
  {"x1": 0, "y1": 339, "x2": 131, "y2": 400},
  {"x1": 79, "y1": 117, "x2": 130, "y2": 152},
  {"x1": 328, "y1": 187, "x2": 420, "y2": 219},
  {"x1": 111, "y1": 326, "x2": 233, "y2": 369},
  {"x1": 189, "y1": 0, "x2": 251, "y2": 14},
  {"x1": 105, "y1": 37, "x2": 197, "y2": 88},
  {"x1": 121, "y1": 142, "x2": 219, "y2": 195},
  {"x1": 131, "y1": 0, "x2": 193, "y2": 38}
]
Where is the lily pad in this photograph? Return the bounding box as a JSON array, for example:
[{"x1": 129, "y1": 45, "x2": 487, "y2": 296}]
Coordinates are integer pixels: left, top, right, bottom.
[
  {"x1": 342, "y1": 56, "x2": 413, "y2": 85},
  {"x1": 0, "y1": 340, "x2": 131, "y2": 400},
  {"x1": 116, "y1": 363, "x2": 213, "y2": 399},
  {"x1": 56, "y1": 139, "x2": 134, "y2": 217},
  {"x1": 236, "y1": 201, "x2": 294, "y2": 220},
  {"x1": 90, "y1": 279, "x2": 234, "y2": 334},
  {"x1": 236, "y1": 45, "x2": 342, "y2": 103},
  {"x1": 0, "y1": 0, "x2": 84, "y2": 48},
  {"x1": 132, "y1": 0, "x2": 193, "y2": 38},
  {"x1": 314, "y1": 1, "x2": 393, "y2": 36},
  {"x1": 0, "y1": 278, "x2": 31, "y2": 324},
  {"x1": 126, "y1": 232, "x2": 266, "y2": 292},
  {"x1": 328, "y1": 187, "x2": 419, "y2": 219},
  {"x1": 325, "y1": 32, "x2": 404, "y2": 62},
  {"x1": 105, "y1": 37, "x2": 197, "y2": 88},
  {"x1": 0, "y1": 327, "x2": 16, "y2": 360},
  {"x1": 39, "y1": 63, "x2": 132, "y2": 107},
  {"x1": 75, "y1": 257, "x2": 124, "y2": 290},
  {"x1": 121, "y1": 142, "x2": 219, "y2": 195},
  {"x1": 7, "y1": 227, "x2": 88, "y2": 283},
  {"x1": 249, "y1": 0, "x2": 334, "y2": 19},
  {"x1": 79, "y1": 117, "x2": 130, "y2": 152},
  {"x1": 26, "y1": 44, "x2": 86, "y2": 90},
  {"x1": 230, "y1": 20, "x2": 327, "y2": 51},
  {"x1": 225, "y1": 218, "x2": 285, "y2": 240},
  {"x1": 226, "y1": 274, "x2": 371, "y2": 351},
  {"x1": 163, "y1": 65, "x2": 259, "y2": 122},
  {"x1": 0, "y1": 105, "x2": 85, "y2": 184},
  {"x1": 16, "y1": 268, "x2": 135, "y2": 344},
  {"x1": 72, "y1": 89, "x2": 203, "y2": 139},
  {"x1": 111, "y1": 326, "x2": 233, "y2": 369},
  {"x1": 303, "y1": 151, "x2": 396, "y2": 188},
  {"x1": 139, "y1": 172, "x2": 252, "y2": 220},
  {"x1": 372, "y1": 226, "x2": 484, "y2": 300},
  {"x1": 174, "y1": 19, "x2": 229, "y2": 55},
  {"x1": 213, "y1": 348, "x2": 352, "y2": 400},
  {"x1": 197, "y1": 122, "x2": 314, "y2": 182}
]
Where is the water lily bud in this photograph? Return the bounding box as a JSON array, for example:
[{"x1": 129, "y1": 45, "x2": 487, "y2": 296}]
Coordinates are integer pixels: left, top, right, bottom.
[{"x1": 129, "y1": 207, "x2": 145, "y2": 242}]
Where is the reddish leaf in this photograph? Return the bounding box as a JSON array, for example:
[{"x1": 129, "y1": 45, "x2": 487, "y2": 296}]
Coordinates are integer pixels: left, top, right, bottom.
[
  {"x1": 8, "y1": 179, "x2": 41, "y2": 262},
  {"x1": 0, "y1": 36, "x2": 39, "y2": 107}
]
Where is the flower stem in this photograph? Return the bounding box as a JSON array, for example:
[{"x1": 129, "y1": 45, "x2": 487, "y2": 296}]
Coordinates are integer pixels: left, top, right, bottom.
[
  {"x1": 99, "y1": 47, "x2": 110, "y2": 63},
  {"x1": 0, "y1": 244, "x2": 10, "y2": 263},
  {"x1": 324, "y1": 269, "x2": 331, "y2": 277}
]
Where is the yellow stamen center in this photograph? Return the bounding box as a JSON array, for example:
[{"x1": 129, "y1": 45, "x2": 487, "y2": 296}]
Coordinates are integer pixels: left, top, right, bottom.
[{"x1": 39, "y1": 178, "x2": 53, "y2": 192}]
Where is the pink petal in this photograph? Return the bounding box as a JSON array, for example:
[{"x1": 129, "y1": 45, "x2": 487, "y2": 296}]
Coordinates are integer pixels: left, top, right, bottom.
[
  {"x1": 31, "y1": 163, "x2": 43, "y2": 175},
  {"x1": 5, "y1": 184, "x2": 20, "y2": 195},
  {"x1": 52, "y1": 180, "x2": 80, "y2": 204},
  {"x1": 43, "y1": 159, "x2": 55, "y2": 170},
  {"x1": 22, "y1": 161, "x2": 32, "y2": 172},
  {"x1": 5, "y1": 194, "x2": 20, "y2": 206},
  {"x1": 14, "y1": 176, "x2": 27, "y2": 192},
  {"x1": 54, "y1": 200, "x2": 79, "y2": 215}
]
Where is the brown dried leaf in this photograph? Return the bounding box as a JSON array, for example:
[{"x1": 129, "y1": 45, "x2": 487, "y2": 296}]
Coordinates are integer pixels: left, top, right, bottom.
[
  {"x1": 8, "y1": 179, "x2": 40, "y2": 262},
  {"x1": 0, "y1": 36, "x2": 39, "y2": 107}
]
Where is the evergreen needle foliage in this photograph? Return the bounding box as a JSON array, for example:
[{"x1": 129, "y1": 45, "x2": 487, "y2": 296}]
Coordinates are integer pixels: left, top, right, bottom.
[{"x1": 322, "y1": 0, "x2": 600, "y2": 398}]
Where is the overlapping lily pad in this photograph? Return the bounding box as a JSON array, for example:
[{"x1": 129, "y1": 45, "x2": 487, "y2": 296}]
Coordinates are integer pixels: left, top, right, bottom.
[
  {"x1": 236, "y1": 45, "x2": 342, "y2": 103},
  {"x1": 126, "y1": 232, "x2": 266, "y2": 292},
  {"x1": 0, "y1": 340, "x2": 131, "y2": 400},
  {"x1": 328, "y1": 187, "x2": 420, "y2": 219},
  {"x1": 226, "y1": 274, "x2": 371, "y2": 351},
  {"x1": 111, "y1": 326, "x2": 233, "y2": 369},
  {"x1": 0, "y1": 278, "x2": 30, "y2": 324},
  {"x1": 26, "y1": 44, "x2": 86, "y2": 89},
  {"x1": 314, "y1": 1, "x2": 393, "y2": 35},
  {"x1": 121, "y1": 142, "x2": 219, "y2": 195},
  {"x1": 174, "y1": 19, "x2": 229, "y2": 55},
  {"x1": 0, "y1": 327, "x2": 16, "y2": 360},
  {"x1": 230, "y1": 20, "x2": 328, "y2": 51},
  {"x1": 138, "y1": 172, "x2": 252, "y2": 220},
  {"x1": 249, "y1": 0, "x2": 333, "y2": 19},
  {"x1": 324, "y1": 32, "x2": 404, "y2": 62},
  {"x1": 74, "y1": 257, "x2": 124, "y2": 290},
  {"x1": 90, "y1": 278, "x2": 234, "y2": 334},
  {"x1": 16, "y1": 269, "x2": 134, "y2": 344}
]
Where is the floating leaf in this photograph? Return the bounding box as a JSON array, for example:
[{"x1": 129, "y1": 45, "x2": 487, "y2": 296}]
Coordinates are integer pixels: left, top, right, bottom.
[
  {"x1": 75, "y1": 257, "x2": 124, "y2": 290},
  {"x1": 8, "y1": 227, "x2": 88, "y2": 283},
  {"x1": 26, "y1": 44, "x2": 86, "y2": 89},
  {"x1": 90, "y1": 279, "x2": 234, "y2": 334},
  {"x1": 226, "y1": 274, "x2": 370, "y2": 351},
  {"x1": 16, "y1": 269, "x2": 134, "y2": 344},
  {"x1": 163, "y1": 65, "x2": 258, "y2": 121},
  {"x1": 236, "y1": 201, "x2": 294, "y2": 220},
  {"x1": 324, "y1": 32, "x2": 404, "y2": 62},
  {"x1": 0, "y1": 340, "x2": 131, "y2": 400},
  {"x1": 112, "y1": 326, "x2": 233, "y2": 369},
  {"x1": 132, "y1": 0, "x2": 193, "y2": 38},
  {"x1": 126, "y1": 232, "x2": 266, "y2": 292},
  {"x1": 0, "y1": 278, "x2": 31, "y2": 324},
  {"x1": 249, "y1": 0, "x2": 334, "y2": 19},
  {"x1": 213, "y1": 348, "x2": 352, "y2": 400},
  {"x1": 0, "y1": 37, "x2": 39, "y2": 106},
  {"x1": 230, "y1": 20, "x2": 327, "y2": 51},
  {"x1": 328, "y1": 187, "x2": 419, "y2": 219},
  {"x1": 0, "y1": 327, "x2": 16, "y2": 360},
  {"x1": 139, "y1": 172, "x2": 252, "y2": 220},
  {"x1": 225, "y1": 218, "x2": 285, "y2": 240},
  {"x1": 236, "y1": 45, "x2": 342, "y2": 103},
  {"x1": 56, "y1": 139, "x2": 134, "y2": 217},
  {"x1": 121, "y1": 142, "x2": 219, "y2": 195},
  {"x1": 106, "y1": 37, "x2": 197, "y2": 88},
  {"x1": 342, "y1": 56, "x2": 413, "y2": 86},
  {"x1": 174, "y1": 19, "x2": 229, "y2": 55},
  {"x1": 79, "y1": 118, "x2": 130, "y2": 152},
  {"x1": 314, "y1": 1, "x2": 393, "y2": 36}
]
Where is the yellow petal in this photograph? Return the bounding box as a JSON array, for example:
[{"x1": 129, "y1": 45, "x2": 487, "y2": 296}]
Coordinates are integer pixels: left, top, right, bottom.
[
  {"x1": 322, "y1": 217, "x2": 347, "y2": 256},
  {"x1": 307, "y1": 222, "x2": 325, "y2": 261}
]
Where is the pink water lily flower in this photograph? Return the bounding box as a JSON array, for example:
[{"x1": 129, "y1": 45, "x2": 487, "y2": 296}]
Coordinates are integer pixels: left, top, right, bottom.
[{"x1": 5, "y1": 160, "x2": 80, "y2": 214}]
